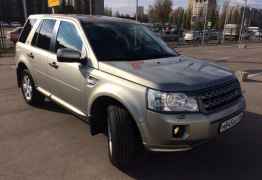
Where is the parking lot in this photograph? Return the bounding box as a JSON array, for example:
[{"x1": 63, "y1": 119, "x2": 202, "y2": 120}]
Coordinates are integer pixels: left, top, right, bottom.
[{"x1": 0, "y1": 44, "x2": 262, "y2": 180}]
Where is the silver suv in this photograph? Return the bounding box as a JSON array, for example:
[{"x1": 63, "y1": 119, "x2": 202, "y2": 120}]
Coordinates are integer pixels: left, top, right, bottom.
[{"x1": 16, "y1": 15, "x2": 246, "y2": 168}]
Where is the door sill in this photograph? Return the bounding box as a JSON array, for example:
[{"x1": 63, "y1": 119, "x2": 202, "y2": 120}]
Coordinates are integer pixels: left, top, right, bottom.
[{"x1": 37, "y1": 87, "x2": 87, "y2": 118}]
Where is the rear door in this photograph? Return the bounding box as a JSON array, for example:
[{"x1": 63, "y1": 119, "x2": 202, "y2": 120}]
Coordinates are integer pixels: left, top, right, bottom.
[{"x1": 29, "y1": 19, "x2": 57, "y2": 91}]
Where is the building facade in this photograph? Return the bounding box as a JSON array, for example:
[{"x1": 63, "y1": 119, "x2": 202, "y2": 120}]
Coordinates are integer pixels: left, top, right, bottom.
[
  {"x1": 0, "y1": 0, "x2": 104, "y2": 23},
  {"x1": 0, "y1": 0, "x2": 25, "y2": 22},
  {"x1": 66, "y1": 0, "x2": 104, "y2": 15},
  {"x1": 137, "y1": 6, "x2": 144, "y2": 18},
  {"x1": 189, "y1": 0, "x2": 217, "y2": 24}
]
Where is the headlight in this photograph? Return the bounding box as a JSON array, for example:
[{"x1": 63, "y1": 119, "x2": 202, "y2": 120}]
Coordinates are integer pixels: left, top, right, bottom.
[{"x1": 147, "y1": 89, "x2": 199, "y2": 112}]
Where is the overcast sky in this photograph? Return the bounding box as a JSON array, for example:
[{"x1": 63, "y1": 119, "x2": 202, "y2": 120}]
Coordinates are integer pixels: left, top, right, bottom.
[{"x1": 105, "y1": 0, "x2": 262, "y2": 15}]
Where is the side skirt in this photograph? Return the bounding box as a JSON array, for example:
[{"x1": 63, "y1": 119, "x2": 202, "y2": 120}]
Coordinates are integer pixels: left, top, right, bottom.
[{"x1": 36, "y1": 87, "x2": 88, "y2": 121}]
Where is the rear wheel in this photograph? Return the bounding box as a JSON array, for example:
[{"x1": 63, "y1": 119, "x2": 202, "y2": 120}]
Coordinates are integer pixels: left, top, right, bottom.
[
  {"x1": 21, "y1": 69, "x2": 45, "y2": 105},
  {"x1": 107, "y1": 105, "x2": 142, "y2": 168}
]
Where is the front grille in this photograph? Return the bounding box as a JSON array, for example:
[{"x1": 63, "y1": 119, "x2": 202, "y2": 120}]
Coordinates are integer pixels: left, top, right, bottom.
[{"x1": 197, "y1": 79, "x2": 242, "y2": 114}]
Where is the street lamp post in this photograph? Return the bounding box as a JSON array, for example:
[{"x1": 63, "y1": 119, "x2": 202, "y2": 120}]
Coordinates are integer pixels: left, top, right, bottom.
[
  {"x1": 239, "y1": 0, "x2": 248, "y2": 43},
  {"x1": 223, "y1": 0, "x2": 231, "y2": 43},
  {"x1": 90, "y1": 0, "x2": 93, "y2": 15},
  {"x1": 202, "y1": 0, "x2": 209, "y2": 45},
  {"x1": 22, "y1": 0, "x2": 27, "y2": 20},
  {"x1": 136, "y1": 0, "x2": 138, "y2": 21}
]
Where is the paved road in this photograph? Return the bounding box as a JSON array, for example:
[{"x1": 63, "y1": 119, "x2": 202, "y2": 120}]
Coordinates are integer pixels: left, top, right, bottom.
[
  {"x1": 178, "y1": 43, "x2": 262, "y2": 73},
  {"x1": 0, "y1": 45, "x2": 262, "y2": 180}
]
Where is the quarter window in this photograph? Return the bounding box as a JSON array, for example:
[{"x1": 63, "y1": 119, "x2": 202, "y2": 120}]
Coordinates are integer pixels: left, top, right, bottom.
[
  {"x1": 19, "y1": 18, "x2": 36, "y2": 43},
  {"x1": 55, "y1": 21, "x2": 83, "y2": 53}
]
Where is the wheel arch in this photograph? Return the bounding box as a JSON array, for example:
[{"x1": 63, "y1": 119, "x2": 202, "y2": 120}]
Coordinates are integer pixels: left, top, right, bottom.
[{"x1": 88, "y1": 93, "x2": 145, "y2": 143}]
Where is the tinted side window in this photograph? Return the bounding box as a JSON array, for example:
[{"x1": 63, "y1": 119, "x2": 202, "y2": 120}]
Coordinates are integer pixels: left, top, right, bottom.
[
  {"x1": 19, "y1": 19, "x2": 36, "y2": 43},
  {"x1": 35, "y1": 19, "x2": 56, "y2": 51},
  {"x1": 55, "y1": 21, "x2": 83, "y2": 53},
  {"x1": 31, "y1": 20, "x2": 43, "y2": 46}
]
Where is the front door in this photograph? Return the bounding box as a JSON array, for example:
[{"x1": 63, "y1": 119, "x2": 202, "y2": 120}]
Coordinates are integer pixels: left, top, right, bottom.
[{"x1": 47, "y1": 20, "x2": 87, "y2": 111}]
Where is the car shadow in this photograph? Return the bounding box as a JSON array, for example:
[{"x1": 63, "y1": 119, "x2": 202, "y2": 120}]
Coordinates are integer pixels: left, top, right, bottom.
[
  {"x1": 121, "y1": 111, "x2": 262, "y2": 180},
  {"x1": 34, "y1": 98, "x2": 69, "y2": 114},
  {"x1": 33, "y1": 98, "x2": 89, "y2": 123}
]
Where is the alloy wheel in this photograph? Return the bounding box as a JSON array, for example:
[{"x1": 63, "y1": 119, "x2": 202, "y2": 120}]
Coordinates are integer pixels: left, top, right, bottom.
[{"x1": 22, "y1": 75, "x2": 33, "y2": 101}]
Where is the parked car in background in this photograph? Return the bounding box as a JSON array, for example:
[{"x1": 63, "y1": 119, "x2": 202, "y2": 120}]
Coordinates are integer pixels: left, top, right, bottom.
[
  {"x1": 10, "y1": 21, "x2": 21, "y2": 27},
  {"x1": 240, "y1": 31, "x2": 250, "y2": 40},
  {"x1": 7, "y1": 27, "x2": 23, "y2": 43},
  {"x1": 164, "y1": 26, "x2": 177, "y2": 34},
  {"x1": 224, "y1": 24, "x2": 240, "y2": 40},
  {"x1": 142, "y1": 23, "x2": 161, "y2": 37},
  {"x1": 208, "y1": 29, "x2": 222, "y2": 40},
  {"x1": 0, "y1": 21, "x2": 9, "y2": 27},
  {"x1": 248, "y1": 27, "x2": 261, "y2": 40},
  {"x1": 143, "y1": 24, "x2": 181, "y2": 42},
  {"x1": 182, "y1": 29, "x2": 222, "y2": 43},
  {"x1": 161, "y1": 27, "x2": 181, "y2": 42},
  {"x1": 184, "y1": 31, "x2": 201, "y2": 42},
  {"x1": 161, "y1": 33, "x2": 180, "y2": 42}
]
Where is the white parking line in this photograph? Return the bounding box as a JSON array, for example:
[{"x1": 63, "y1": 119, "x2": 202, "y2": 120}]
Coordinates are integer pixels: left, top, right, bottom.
[
  {"x1": 216, "y1": 57, "x2": 230, "y2": 61},
  {"x1": 248, "y1": 72, "x2": 262, "y2": 78}
]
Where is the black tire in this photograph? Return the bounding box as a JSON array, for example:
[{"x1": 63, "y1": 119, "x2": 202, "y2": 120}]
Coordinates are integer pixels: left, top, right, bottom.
[
  {"x1": 107, "y1": 105, "x2": 142, "y2": 168},
  {"x1": 21, "y1": 69, "x2": 45, "y2": 105}
]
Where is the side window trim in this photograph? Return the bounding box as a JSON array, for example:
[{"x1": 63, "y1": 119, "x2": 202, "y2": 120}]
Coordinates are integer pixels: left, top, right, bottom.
[
  {"x1": 18, "y1": 18, "x2": 37, "y2": 43},
  {"x1": 30, "y1": 19, "x2": 57, "y2": 53},
  {"x1": 55, "y1": 20, "x2": 86, "y2": 57},
  {"x1": 50, "y1": 21, "x2": 61, "y2": 54},
  {"x1": 18, "y1": 18, "x2": 29, "y2": 43},
  {"x1": 25, "y1": 19, "x2": 42, "y2": 45},
  {"x1": 31, "y1": 20, "x2": 43, "y2": 47}
]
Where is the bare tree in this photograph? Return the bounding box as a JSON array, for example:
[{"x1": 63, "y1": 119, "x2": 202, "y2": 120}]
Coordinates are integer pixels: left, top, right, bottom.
[
  {"x1": 231, "y1": 6, "x2": 241, "y2": 24},
  {"x1": 219, "y1": 0, "x2": 230, "y2": 30},
  {"x1": 170, "y1": 7, "x2": 184, "y2": 30},
  {"x1": 183, "y1": 9, "x2": 192, "y2": 30},
  {"x1": 148, "y1": 0, "x2": 173, "y2": 24}
]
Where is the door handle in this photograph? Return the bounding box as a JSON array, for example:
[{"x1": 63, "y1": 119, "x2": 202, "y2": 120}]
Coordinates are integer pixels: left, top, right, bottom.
[
  {"x1": 27, "y1": 53, "x2": 34, "y2": 59},
  {"x1": 48, "y1": 62, "x2": 59, "y2": 69}
]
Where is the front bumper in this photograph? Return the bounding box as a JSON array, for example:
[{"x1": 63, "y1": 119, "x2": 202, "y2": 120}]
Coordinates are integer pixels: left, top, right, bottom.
[{"x1": 141, "y1": 97, "x2": 246, "y2": 152}]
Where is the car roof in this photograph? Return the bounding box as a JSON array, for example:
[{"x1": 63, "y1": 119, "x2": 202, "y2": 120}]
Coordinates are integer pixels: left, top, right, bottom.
[{"x1": 28, "y1": 14, "x2": 138, "y2": 24}]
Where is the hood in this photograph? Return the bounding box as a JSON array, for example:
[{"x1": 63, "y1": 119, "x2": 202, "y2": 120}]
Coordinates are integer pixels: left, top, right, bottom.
[{"x1": 99, "y1": 56, "x2": 235, "y2": 92}]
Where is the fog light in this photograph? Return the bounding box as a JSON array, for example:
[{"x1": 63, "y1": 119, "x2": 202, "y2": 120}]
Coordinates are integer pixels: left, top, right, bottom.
[{"x1": 173, "y1": 125, "x2": 186, "y2": 138}]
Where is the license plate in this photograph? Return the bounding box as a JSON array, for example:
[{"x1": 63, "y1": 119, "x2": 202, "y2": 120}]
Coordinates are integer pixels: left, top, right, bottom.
[{"x1": 219, "y1": 113, "x2": 243, "y2": 133}]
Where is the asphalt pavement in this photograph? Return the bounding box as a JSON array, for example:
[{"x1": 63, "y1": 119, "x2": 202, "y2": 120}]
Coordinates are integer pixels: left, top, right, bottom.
[{"x1": 0, "y1": 44, "x2": 262, "y2": 180}]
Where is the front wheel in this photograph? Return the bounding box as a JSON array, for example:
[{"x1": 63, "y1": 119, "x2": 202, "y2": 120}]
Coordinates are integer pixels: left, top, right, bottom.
[{"x1": 107, "y1": 105, "x2": 143, "y2": 168}]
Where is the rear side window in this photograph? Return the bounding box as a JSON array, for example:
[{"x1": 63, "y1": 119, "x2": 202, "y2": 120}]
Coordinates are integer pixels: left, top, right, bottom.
[
  {"x1": 55, "y1": 21, "x2": 83, "y2": 53},
  {"x1": 19, "y1": 19, "x2": 36, "y2": 43},
  {"x1": 34, "y1": 19, "x2": 56, "y2": 51},
  {"x1": 31, "y1": 20, "x2": 43, "y2": 46}
]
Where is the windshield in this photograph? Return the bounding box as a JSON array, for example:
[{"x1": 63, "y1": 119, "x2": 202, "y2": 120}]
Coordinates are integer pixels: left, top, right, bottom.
[{"x1": 81, "y1": 21, "x2": 177, "y2": 61}]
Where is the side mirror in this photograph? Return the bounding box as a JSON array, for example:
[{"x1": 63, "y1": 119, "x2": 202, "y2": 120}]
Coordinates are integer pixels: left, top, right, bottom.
[{"x1": 57, "y1": 48, "x2": 82, "y2": 63}]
